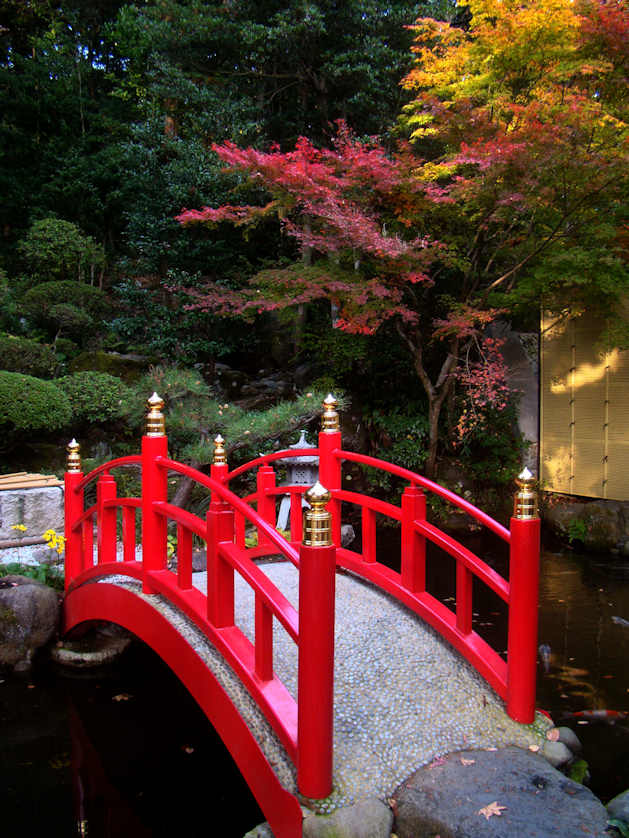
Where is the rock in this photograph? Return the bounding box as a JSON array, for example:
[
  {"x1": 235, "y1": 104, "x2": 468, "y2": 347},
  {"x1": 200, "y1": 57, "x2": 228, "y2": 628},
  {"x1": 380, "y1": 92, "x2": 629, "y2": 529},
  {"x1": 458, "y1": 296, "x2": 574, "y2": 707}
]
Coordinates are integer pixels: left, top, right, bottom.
[
  {"x1": 0, "y1": 575, "x2": 59, "y2": 670},
  {"x1": 556, "y1": 726, "x2": 582, "y2": 754},
  {"x1": 69, "y1": 350, "x2": 154, "y2": 381},
  {"x1": 341, "y1": 524, "x2": 356, "y2": 548},
  {"x1": 51, "y1": 628, "x2": 132, "y2": 669},
  {"x1": 607, "y1": 789, "x2": 629, "y2": 821},
  {"x1": 393, "y1": 747, "x2": 609, "y2": 838},
  {"x1": 542, "y1": 496, "x2": 628, "y2": 553},
  {"x1": 303, "y1": 798, "x2": 393, "y2": 838},
  {"x1": 192, "y1": 549, "x2": 206, "y2": 572},
  {"x1": 0, "y1": 486, "x2": 64, "y2": 541},
  {"x1": 243, "y1": 824, "x2": 274, "y2": 838},
  {"x1": 541, "y1": 739, "x2": 573, "y2": 768}
]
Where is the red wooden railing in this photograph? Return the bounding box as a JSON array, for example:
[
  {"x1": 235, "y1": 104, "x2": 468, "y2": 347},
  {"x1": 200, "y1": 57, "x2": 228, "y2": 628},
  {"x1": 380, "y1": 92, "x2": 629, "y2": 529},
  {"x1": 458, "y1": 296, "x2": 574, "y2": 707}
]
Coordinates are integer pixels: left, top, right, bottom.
[{"x1": 63, "y1": 393, "x2": 540, "y2": 809}]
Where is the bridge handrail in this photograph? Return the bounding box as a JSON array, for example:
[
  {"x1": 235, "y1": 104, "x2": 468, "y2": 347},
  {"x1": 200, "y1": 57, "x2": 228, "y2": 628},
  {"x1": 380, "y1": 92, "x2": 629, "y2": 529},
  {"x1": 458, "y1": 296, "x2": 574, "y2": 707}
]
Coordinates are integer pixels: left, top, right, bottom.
[
  {"x1": 152, "y1": 501, "x2": 299, "y2": 641},
  {"x1": 336, "y1": 449, "x2": 511, "y2": 543},
  {"x1": 73, "y1": 455, "x2": 142, "y2": 492},
  {"x1": 226, "y1": 448, "x2": 319, "y2": 482},
  {"x1": 156, "y1": 457, "x2": 300, "y2": 568}
]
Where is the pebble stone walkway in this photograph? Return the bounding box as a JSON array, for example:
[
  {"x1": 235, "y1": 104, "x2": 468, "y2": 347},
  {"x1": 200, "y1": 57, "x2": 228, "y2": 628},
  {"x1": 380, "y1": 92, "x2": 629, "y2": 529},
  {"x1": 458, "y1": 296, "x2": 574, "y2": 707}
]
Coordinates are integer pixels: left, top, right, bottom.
[{"x1": 187, "y1": 560, "x2": 550, "y2": 814}]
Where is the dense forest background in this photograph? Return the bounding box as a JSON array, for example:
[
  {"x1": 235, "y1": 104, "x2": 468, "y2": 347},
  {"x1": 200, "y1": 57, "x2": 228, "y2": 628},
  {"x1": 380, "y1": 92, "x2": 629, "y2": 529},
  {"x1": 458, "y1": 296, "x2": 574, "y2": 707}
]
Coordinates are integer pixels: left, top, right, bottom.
[{"x1": 0, "y1": 0, "x2": 627, "y2": 519}]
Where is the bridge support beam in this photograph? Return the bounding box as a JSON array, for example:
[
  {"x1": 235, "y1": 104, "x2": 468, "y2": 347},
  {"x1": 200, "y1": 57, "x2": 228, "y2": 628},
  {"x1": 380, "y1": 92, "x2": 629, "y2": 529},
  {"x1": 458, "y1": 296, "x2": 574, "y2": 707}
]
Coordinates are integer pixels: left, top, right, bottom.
[{"x1": 142, "y1": 394, "x2": 168, "y2": 594}]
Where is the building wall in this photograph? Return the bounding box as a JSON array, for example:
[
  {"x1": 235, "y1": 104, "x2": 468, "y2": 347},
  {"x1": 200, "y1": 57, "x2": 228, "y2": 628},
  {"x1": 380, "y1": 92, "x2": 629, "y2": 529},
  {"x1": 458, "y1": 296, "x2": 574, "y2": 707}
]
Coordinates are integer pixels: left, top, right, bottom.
[{"x1": 540, "y1": 312, "x2": 629, "y2": 501}]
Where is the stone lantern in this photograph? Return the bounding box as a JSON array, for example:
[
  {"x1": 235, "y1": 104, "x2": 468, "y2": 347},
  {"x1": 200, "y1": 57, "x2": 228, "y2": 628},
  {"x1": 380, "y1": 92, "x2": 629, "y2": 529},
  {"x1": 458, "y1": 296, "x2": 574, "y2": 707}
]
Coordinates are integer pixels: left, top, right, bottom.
[{"x1": 276, "y1": 430, "x2": 319, "y2": 531}]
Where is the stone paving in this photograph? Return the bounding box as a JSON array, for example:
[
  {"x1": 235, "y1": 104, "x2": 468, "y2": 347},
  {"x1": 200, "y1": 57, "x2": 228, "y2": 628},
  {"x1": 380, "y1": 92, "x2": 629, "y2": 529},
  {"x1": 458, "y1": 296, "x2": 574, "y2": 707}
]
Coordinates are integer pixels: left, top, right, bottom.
[{"x1": 186, "y1": 560, "x2": 550, "y2": 814}]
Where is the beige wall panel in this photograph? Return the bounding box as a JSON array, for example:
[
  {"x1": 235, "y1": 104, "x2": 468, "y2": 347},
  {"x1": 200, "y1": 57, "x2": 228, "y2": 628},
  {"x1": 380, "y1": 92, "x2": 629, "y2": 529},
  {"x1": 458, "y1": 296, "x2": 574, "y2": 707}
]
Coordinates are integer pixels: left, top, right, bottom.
[
  {"x1": 540, "y1": 313, "x2": 573, "y2": 494},
  {"x1": 541, "y1": 312, "x2": 629, "y2": 501}
]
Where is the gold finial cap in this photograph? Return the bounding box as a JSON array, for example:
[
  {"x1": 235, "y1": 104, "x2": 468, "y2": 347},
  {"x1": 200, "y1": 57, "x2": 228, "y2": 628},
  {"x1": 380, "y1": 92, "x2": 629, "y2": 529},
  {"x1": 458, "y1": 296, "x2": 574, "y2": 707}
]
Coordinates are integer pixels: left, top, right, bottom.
[
  {"x1": 146, "y1": 392, "x2": 165, "y2": 437},
  {"x1": 514, "y1": 467, "x2": 538, "y2": 519},
  {"x1": 303, "y1": 481, "x2": 332, "y2": 546},
  {"x1": 66, "y1": 438, "x2": 82, "y2": 473},
  {"x1": 213, "y1": 434, "x2": 226, "y2": 465},
  {"x1": 321, "y1": 393, "x2": 339, "y2": 434}
]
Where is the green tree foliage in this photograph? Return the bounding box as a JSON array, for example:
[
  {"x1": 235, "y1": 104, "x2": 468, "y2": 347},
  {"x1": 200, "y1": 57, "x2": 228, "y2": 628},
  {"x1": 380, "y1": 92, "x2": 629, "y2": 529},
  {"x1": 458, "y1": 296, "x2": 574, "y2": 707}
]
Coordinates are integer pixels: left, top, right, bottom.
[
  {"x1": 21, "y1": 281, "x2": 110, "y2": 341},
  {"x1": 0, "y1": 333, "x2": 57, "y2": 378},
  {"x1": 18, "y1": 218, "x2": 105, "y2": 285}
]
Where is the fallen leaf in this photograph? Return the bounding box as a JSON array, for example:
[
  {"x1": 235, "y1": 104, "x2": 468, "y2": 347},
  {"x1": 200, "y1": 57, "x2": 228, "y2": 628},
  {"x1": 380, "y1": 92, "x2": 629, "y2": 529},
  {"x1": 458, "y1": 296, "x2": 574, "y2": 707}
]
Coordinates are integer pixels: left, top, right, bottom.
[
  {"x1": 428, "y1": 756, "x2": 447, "y2": 769},
  {"x1": 478, "y1": 801, "x2": 506, "y2": 819},
  {"x1": 27, "y1": 685, "x2": 35, "y2": 689},
  {"x1": 182, "y1": 745, "x2": 194, "y2": 754},
  {"x1": 112, "y1": 693, "x2": 132, "y2": 702},
  {"x1": 528, "y1": 745, "x2": 540, "y2": 752},
  {"x1": 484, "y1": 747, "x2": 498, "y2": 751},
  {"x1": 460, "y1": 757, "x2": 475, "y2": 766},
  {"x1": 546, "y1": 728, "x2": 560, "y2": 741},
  {"x1": 577, "y1": 720, "x2": 589, "y2": 725}
]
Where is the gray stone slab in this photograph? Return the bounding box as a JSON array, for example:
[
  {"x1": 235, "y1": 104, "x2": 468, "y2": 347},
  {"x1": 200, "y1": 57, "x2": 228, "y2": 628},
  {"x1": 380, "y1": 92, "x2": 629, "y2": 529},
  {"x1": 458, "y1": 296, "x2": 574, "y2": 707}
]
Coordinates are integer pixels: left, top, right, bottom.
[{"x1": 0, "y1": 486, "x2": 64, "y2": 541}]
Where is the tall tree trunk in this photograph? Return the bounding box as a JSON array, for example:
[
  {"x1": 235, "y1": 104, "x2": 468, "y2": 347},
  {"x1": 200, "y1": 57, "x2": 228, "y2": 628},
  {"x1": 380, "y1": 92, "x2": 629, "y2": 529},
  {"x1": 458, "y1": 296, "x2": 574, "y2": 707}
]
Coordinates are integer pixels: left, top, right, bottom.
[{"x1": 396, "y1": 323, "x2": 458, "y2": 478}]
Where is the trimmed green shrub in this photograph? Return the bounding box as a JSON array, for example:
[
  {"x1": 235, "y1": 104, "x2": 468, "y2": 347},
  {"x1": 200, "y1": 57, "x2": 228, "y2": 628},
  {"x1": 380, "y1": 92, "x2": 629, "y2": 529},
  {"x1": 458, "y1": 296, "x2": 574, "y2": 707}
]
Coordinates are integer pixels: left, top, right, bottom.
[
  {"x1": 21, "y1": 281, "x2": 110, "y2": 330},
  {"x1": 18, "y1": 217, "x2": 105, "y2": 284},
  {"x1": 54, "y1": 372, "x2": 132, "y2": 424},
  {"x1": 48, "y1": 304, "x2": 93, "y2": 336},
  {"x1": 0, "y1": 371, "x2": 71, "y2": 431},
  {"x1": 0, "y1": 333, "x2": 57, "y2": 378}
]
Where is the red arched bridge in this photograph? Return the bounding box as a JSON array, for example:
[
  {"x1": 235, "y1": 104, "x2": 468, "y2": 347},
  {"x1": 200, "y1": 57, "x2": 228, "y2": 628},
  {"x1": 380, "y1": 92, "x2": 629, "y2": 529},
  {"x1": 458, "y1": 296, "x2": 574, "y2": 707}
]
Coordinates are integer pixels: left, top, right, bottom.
[{"x1": 62, "y1": 393, "x2": 541, "y2": 838}]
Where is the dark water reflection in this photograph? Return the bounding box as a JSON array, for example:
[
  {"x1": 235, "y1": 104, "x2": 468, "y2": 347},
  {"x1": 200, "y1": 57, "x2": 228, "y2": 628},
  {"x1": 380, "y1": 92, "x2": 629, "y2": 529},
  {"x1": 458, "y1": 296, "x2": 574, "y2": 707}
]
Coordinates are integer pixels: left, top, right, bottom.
[{"x1": 2, "y1": 541, "x2": 629, "y2": 835}]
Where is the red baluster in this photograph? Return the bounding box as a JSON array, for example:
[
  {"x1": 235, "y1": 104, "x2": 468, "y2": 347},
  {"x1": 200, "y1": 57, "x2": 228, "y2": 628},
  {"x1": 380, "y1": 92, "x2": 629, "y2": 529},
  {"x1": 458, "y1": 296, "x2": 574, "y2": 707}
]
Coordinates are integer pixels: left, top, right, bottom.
[
  {"x1": 206, "y1": 502, "x2": 235, "y2": 627},
  {"x1": 82, "y1": 518, "x2": 93, "y2": 570},
  {"x1": 506, "y1": 469, "x2": 541, "y2": 723},
  {"x1": 122, "y1": 507, "x2": 136, "y2": 562},
  {"x1": 456, "y1": 563, "x2": 473, "y2": 634},
  {"x1": 318, "y1": 395, "x2": 342, "y2": 548},
  {"x1": 255, "y1": 595, "x2": 273, "y2": 681},
  {"x1": 401, "y1": 485, "x2": 426, "y2": 593},
  {"x1": 297, "y1": 483, "x2": 336, "y2": 799},
  {"x1": 97, "y1": 472, "x2": 117, "y2": 565},
  {"x1": 290, "y1": 492, "x2": 302, "y2": 543},
  {"x1": 64, "y1": 439, "x2": 84, "y2": 589},
  {"x1": 362, "y1": 507, "x2": 376, "y2": 563},
  {"x1": 256, "y1": 465, "x2": 276, "y2": 548},
  {"x1": 177, "y1": 524, "x2": 192, "y2": 590},
  {"x1": 141, "y1": 393, "x2": 168, "y2": 593}
]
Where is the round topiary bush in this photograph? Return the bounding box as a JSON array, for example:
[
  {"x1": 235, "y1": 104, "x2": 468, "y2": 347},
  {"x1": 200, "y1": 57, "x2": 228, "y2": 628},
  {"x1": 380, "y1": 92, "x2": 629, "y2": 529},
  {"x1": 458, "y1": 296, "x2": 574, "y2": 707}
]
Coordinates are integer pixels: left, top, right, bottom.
[
  {"x1": 0, "y1": 333, "x2": 57, "y2": 378},
  {"x1": 54, "y1": 371, "x2": 132, "y2": 423},
  {"x1": 0, "y1": 371, "x2": 71, "y2": 431},
  {"x1": 21, "y1": 281, "x2": 110, "y2": 334}
]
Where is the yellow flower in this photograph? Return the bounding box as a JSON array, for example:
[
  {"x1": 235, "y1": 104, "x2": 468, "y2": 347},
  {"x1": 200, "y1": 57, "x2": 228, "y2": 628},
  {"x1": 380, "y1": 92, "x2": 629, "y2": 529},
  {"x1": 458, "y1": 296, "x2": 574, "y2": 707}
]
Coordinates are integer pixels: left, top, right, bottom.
[{"x1": 11, "y1": 524, "x2": 27, "y2": 532}]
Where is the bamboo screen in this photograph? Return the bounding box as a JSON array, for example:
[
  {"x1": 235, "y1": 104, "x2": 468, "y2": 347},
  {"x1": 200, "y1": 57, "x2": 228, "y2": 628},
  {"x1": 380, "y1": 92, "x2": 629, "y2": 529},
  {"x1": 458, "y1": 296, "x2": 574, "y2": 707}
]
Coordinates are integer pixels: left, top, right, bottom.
[{"x1": 540, "y1": 312, "x2": 629, "y2": 500}]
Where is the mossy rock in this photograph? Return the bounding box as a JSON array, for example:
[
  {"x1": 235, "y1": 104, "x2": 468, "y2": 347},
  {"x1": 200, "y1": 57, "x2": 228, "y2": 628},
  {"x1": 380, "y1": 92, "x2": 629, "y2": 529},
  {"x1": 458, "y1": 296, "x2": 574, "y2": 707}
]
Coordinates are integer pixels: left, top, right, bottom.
[{"x1": 68, "y1": 351, "x2": 156, "y2": 382}]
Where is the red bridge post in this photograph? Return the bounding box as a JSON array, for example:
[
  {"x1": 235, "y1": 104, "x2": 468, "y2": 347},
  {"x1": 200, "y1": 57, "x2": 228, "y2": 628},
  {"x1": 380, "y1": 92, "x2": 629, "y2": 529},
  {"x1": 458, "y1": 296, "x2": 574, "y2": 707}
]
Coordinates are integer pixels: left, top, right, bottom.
[
  {"x1": 506, "y1": 468, "x2": 541, "y2": 723},
  {"x1": 207, "y1": 435, "x2": 235, "y2": 627},
  {"x1": 318, "y1": 394, "x2": 342, "y2": 548},
  {"x1": 297, "y1": 482, "x2": 336, "y2": 800},
  {"x1": 64, "y1": 439, "x2": 84, "y2": 590},
  {"x1": 142, "y1": 393, "x2": 168, "y2": 594}
]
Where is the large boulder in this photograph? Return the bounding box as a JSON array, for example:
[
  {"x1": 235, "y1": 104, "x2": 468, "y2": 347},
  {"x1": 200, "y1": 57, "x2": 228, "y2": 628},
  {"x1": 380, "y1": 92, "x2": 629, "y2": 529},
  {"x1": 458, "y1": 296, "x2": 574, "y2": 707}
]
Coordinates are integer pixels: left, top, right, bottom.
[
  {"x1": 542, "y1": 496, "x2": 628, "y2": 553},
  {"x1": 392, "y1": 746, "x2": 609, "y2": 838},
  {"x1": 0, "y1": 575, "x2": 59, "y2": 671}
]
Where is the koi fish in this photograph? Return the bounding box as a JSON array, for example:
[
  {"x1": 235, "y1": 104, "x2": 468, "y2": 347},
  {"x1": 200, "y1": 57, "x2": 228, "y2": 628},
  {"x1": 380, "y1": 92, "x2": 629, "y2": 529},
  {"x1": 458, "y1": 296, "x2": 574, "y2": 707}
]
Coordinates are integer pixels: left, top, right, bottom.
[
  {"x1": 612, "y1": 616, "x2": 629, "y2": 628},
  {"x1": 538, "y1": 643, "x2": 552, "y2": 673}
]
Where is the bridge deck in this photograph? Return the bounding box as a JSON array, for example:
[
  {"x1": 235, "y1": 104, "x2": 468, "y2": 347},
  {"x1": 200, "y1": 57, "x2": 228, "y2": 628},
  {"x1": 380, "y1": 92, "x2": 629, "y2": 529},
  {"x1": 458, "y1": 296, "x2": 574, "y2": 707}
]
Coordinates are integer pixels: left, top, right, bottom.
[{"x1": 184, "y1": 560, "x2": 546, "y2": 814}]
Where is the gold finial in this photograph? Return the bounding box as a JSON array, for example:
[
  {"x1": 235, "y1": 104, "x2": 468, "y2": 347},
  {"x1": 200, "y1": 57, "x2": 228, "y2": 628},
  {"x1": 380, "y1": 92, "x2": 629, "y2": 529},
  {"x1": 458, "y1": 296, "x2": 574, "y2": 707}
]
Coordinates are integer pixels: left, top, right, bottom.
[
  {"x1": 303, "y1": 481, "x2": 332, "y2": 546},
  {"x1": 514, "y1": 467, "x2": 538, "y2": 519},
  {"x1": 66, "y1": 438, "x2": 82, "y2": 473},
  {"x1": 321, "y1": 393, "x2": 339, "y2": 434},
  {"x1": 213, "y1": 434, "x2": 226, "y2": 465},
  {"x1": 145, "y1": 392, "x2": 165, "y2": 437}
]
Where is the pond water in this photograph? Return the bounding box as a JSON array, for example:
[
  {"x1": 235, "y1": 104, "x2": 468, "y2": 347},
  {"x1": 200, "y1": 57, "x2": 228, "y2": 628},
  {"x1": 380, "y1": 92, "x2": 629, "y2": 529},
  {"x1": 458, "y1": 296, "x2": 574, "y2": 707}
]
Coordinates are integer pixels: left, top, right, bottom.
[{"x1": 1, "y1": 543, "x2": 629, "y2": 836}]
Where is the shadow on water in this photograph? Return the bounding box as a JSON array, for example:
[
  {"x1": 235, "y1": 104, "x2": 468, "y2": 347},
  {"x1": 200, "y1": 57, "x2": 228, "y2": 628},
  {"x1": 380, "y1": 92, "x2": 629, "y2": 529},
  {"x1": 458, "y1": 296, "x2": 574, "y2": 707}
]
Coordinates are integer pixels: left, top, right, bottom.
[
  {"x1": 2, "y1": 535, "x2": 629, "y2": 835},
  {"x1": 0, "y1": 642, "x2": 263, "y2": 837}
]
